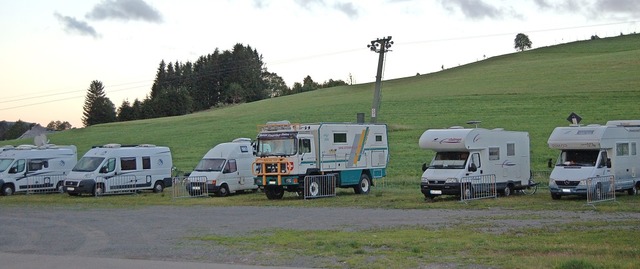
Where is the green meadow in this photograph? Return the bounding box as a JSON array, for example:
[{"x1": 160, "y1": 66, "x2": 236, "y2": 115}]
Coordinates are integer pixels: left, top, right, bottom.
[{"x1": 2, "y1": 34, "x2": 640, "y2": 268}]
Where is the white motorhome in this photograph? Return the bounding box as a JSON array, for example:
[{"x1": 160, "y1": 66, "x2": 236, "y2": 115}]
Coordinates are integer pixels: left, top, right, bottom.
[
  {"x1": 253, "y1": 121, "x2": 389, "y2": 199},
  {"x1": 0, "y1": 144, "x2": 77, "y2": 195},
  {"x1": 547, "y1": 120, "x2": 640, "y2": 199},
  {"x1": 187, "y1": 138, "x2": 258, "y2": 196},
  {"x1": 419, "y1": 126, "x2": 532, "y2": 199},
  {"x1": 63, "y1": 144, "x2": 173, "y2": 196}
]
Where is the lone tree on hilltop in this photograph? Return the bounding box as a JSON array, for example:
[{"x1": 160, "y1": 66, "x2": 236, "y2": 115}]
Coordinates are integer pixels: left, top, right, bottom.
[
  {"x1": 82, "y1": 80, "x2": 116, "y2": 127},
  {"x1": 514, "y1": 33, "x2": 532, "y2": 52}
]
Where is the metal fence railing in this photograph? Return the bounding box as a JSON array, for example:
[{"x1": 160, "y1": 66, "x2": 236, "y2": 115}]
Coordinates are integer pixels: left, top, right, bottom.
[
  {"x1": 172, "y1": 176, "x2": 208, "y2": 199},
  {"x1": 23, "y1": 175, "x2": 66, "y2": 194},
  {"x1": 586, "y1": 175, "x2": 616, "y2": 205},
  {"x1": 460, "y1": 174, "x2": 497, "y2": 202},
  {"x1": 303, "y1": 175, "x2": 336, "y2": 199},
  {"x1": 93, "y1": 175, "x2": 138, "y2": 196}
]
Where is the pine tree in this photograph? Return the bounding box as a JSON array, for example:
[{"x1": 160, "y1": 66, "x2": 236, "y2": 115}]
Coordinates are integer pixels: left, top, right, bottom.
[{"x1": 82, "y1": 80, "x2": 116, "y2": 127}]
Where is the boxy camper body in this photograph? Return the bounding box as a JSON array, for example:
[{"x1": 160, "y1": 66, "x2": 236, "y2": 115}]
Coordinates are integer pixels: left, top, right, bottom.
[
  {"x1": 419, "y1": 127, "x2": 532, "y2": 199},
  {"x1": 547, "y1": 120, "x2": 640, "y2": 199},
  {"x1": 0, "y1": 144, "x2": 77, "y2": 195},
  {"x1": 187, "y1": 138, "x2": 258, "y2": 196},
  {"x1": 63, "y1": 144, "x2": 173, "y2": 196}
]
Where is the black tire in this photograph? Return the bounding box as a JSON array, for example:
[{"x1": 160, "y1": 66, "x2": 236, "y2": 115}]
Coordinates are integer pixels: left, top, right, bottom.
[
  {"x1": 354, "y1": 174, "x2": 371, "y2": 194},
  {"x1": 55, "y1": 181, "x2": 64, "y2": 194},
  {"x1": 153, "y1": 181, "x2": 164, "y2": 193},
  {"x1": 551, "y1": 193, "x2": 562, "y2": 200},
  {"x1": 68, "y1": 192, "x2": 80, "y2": 197},
  {"x1": 265, "y1": 186, "x2": 284, "y2": 200},
  {"x1": 503, "y1": 184, "x2": 512, "y2": 197},
  {"x1": 216, "y1": 184, "x2": 229, "y2": 197},
  {"x1": 2, "y1": 184, "x2": 15, "y2": 196}
]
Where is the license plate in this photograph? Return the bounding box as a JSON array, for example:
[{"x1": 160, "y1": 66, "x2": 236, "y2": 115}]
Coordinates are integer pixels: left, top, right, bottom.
[
  {"x1": 268, "y1": 181, "x2": 276, "y2": 185},
  {"x1": 430, "y1": 190, "x2": 442, "y2": 194},
  {"x1": 192, "y1": 186, "x2": 201, "y2": 190},
  {"x1": 562, "y1": 189, "x2": 571, "y2": 193},
  {"x1": 67, "y1": 187, "x2": 75, "y2": 191}
]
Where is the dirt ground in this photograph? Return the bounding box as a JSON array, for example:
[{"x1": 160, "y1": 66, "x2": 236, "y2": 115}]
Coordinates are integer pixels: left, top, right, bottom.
[{"x1": 1, "y1": 205, "x2": 638, "y2": 268}]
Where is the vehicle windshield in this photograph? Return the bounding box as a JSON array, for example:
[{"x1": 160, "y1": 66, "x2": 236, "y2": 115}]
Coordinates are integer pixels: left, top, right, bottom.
[
  {"x1": 194, "y1": 158, "x2": 226, "y2": 172},
  {"x1": 0, "y1": 159, "x2": 13, "y2": 172},
  {"x1": 557, "y1": 150, "x2": 599, "y2": 167},
  {"x1": 72, "y1": 157, "x2": 104, "y2": 172},
  {"x1": 257, "y1": 138, "x2": 296, "y2": 156},
  {"x1": 429, "y1": 152, "x2": 469, "y2": 169}
]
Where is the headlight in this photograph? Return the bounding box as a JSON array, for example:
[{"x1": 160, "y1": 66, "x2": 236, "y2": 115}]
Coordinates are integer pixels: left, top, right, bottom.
[
  {"x1": 445, "y1": 178, "x2": 459, "y2": 183},
  {"x1": 578, "y1": 180, "x2": 586, "y2": 186},
  {"x1": 548, "y1": 179, "x2": 556, "y2": 187},
  {"x1": 421, "y1": 177, "x2": 428, "y2": 183}
]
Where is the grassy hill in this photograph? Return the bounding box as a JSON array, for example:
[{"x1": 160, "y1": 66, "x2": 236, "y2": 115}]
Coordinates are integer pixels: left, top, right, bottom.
[{"x1": 4, "y1": 33, "x2": 640, "y2": 184}]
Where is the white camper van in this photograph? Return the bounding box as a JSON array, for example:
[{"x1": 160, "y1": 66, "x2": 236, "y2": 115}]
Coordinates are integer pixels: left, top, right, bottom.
[
  {"x1": 253, "y1": 121, "x2": 389, "y2": 199},
  {"x1": 419, "y1": 126, "x2": 532, "y2": 200},
  {"x1": 63, "y1": 144, "x2": 173, "y2": 196},
  {"x1": 0, "y1": 144, "x2": 77, "y2": 195},
  {"x1": 187, "y1": 138, "x2": 258, "y2": 196},
  {"x1": 547, "y1": 120, "x2": 640, "y2": 199}
]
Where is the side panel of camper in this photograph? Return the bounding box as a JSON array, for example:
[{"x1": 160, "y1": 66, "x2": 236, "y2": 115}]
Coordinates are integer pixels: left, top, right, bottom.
[
  {"x1": 419, "y1": 128, "x2": 531, "y2": 199},
  {"x1": 253, "y1": 121, "x2": 389, "y2": 199},
  {"x1": 188, "y1": 139, "x2": 258, "y2": 197},
  {"x1": 63, "y1": 144, "x2": 173, "y2": 196},
  {"x1": 0, "y1": 145, "x2": 77, "y2": 195}
]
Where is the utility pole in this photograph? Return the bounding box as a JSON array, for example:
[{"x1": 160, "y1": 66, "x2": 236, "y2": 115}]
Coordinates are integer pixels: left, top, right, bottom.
[{"x1": 367, "y1": 36, "x2": 393, "y2": 123}]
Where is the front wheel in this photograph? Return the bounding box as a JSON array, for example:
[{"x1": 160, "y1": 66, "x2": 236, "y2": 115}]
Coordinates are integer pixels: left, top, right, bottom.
[
  {"x1": 216, "y1": 184, "x2": 229, "y2": 197},
  {"x1": 265, "y1": 186, "x2": 284, "y2": 200},
  {"x1": 354, "y1": 174, "x2": 371, "y2": 194},
  {"x1": 628, "y1": 186, "x2": 637, "y2": 196},
  {"x1": 2, "y1": 184, "x2": 15, "y2": 196},
  {"x1": 551, "y1": 193, "x2": 562, "y2": 200}
]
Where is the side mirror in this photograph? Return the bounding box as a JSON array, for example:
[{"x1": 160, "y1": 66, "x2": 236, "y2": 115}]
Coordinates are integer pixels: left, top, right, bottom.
[
  {"x1": 468, "y1": 163, "x2": 477, "y2": 172},
  {"x1": 8, "y1": 167, "x2": 17, "y2": 174},
  {"x1": 421, "y1": 163, "x2": 428, "y2": 172},
  {"x1": 99, "y1": 167, "x2": 108, "y2": 173}
]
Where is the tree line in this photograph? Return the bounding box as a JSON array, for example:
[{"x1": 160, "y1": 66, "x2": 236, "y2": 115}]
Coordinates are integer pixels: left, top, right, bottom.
[{"x1": 83, "y1": 43, "x2": 348, "y2": 127}]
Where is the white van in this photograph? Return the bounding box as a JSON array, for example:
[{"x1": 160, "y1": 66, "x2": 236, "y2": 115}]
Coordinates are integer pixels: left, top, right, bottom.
[
  {"x1": 547, "y1": 120, "x2": 640, "y2": 199},
  {"x1": 63, "y1": 144, "x2": 173, "y2": 196},
  {"x1": 187, "y1": 138, "x2": 258, "y2": 196},
  {"x1": 419, "y1": 126, "x2": 532, "y2": 199},
  {"x1": 0, "y1": 144, "x2": 77, "y2": 195}
]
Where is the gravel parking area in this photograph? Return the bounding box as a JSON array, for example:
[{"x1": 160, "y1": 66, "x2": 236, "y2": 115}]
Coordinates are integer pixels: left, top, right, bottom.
[{"x1": 1, "y1": 205, "x2": 639, "y2": 267}]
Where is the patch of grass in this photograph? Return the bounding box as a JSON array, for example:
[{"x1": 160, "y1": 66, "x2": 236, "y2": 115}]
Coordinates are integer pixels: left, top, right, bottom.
[{"x1": 197, "y1": 220, "x2": 640, "y2": 269}]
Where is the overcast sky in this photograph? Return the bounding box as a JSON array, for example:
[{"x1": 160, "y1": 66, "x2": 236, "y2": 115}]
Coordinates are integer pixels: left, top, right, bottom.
[{"x1": 1, "y1": 0, "x2": 638, "y2": 128}]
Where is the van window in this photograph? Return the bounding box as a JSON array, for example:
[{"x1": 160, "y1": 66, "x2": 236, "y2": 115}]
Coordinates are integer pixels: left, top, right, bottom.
[
  {"x1": 471, "y1": 153, "x2": 481, "y2": 169},
  {"x1": 507, "y1": 143, "x2": 515, "y2": 156},
  {"x1": 240, "y1": 145, "x2": 249, "y2": 153},
  {"x1": 334, "y1": 133, "x2": 347, "y2": 143},
  {"x1": 375, "y1": 134, "x2": 383, "y2": 142},
  {"x1": 616, "y1": 143, "x2": 629, "y2": 156},
  {"x1": 299, "y1": 139, "x2": 311, "y2": 154},
  {"x1": 104, "y1": 158, "x2": 116, "y2": 173},
  {"x1": 632, "y1": 142, "x2": 637, "y2": 156},
  {"x1": 142, "y1": 157, "x2": 151, "y2": 169},
  {"x1": 489, "y1": 147, "x2": 500, "y2": 160},
  {"x1": 121, "y1": 157, "x2": 136, "y2": 171},
  {"x1": 11, "y1": 159, "x2": 26, "y2": 173},
  {"x1": 28, "y1": 160, "x2": 49, "y2": 171},
  {"x1": 224, "y1": 159, "x2": 237, "y2": 173}
]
